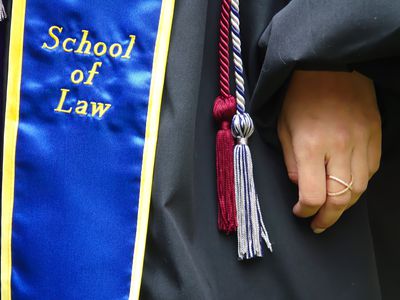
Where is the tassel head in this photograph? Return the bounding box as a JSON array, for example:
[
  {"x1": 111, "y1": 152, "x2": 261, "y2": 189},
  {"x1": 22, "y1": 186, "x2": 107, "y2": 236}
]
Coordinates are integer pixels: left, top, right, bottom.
[
  {"x1": 231, "y1": 112, "x2": 254, "y2": 140},
  {"x1": 213, "y1": 95, "x2": 237, "y2": 123}
]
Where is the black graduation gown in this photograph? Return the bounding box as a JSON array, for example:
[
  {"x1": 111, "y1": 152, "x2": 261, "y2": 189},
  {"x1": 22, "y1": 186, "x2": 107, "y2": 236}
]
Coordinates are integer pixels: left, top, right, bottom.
[
  {"x1": 1, "y1": 1, "x2": 399, "y2": 299},
  {"x1": 140, "y1": 1, "x2": 400, "y2": 299}
]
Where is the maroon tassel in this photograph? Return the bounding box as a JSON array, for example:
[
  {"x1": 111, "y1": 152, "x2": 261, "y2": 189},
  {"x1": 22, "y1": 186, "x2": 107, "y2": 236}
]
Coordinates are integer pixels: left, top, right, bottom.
[
  {"x1": 213, "y1": 0, "x2": 236, "y2": 234},
  {"x1": 213, "y1": 95, "x2": 237, "y2": 233}
]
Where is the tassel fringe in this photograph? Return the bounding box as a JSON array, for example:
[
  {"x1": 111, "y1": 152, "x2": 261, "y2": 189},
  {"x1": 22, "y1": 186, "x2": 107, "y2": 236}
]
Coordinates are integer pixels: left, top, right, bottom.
[{"x1": 0, "y1": 0, "x2": 6, "y2": 22}]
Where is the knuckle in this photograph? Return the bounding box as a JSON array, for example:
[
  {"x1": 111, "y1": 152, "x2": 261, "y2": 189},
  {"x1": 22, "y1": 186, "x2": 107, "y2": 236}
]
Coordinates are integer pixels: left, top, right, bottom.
[
  {"x1": 353, "y1": 114, "x2": 381, "y2": 137},
  {"x1": 327, "y1": 195, "x2": 351, "y2": 209},
  {"x1": 288, "y1": 171, "x2": 298, "y2": 183},
  {"x1": 332, "y1": 128, "x2": 352, "y2": 150},
  {"x1": 353, "y1": 124, "x2": 370, "y2": 141},
  {"x1": 317, "y1": 218, "x2": 337, "y2": 229},
  {"x1": 293, "y1": 132, "x2": 323, "y2": 159},
  {"x1": 352, "y1": 181, "x2": 368, "y2": 195},
  {"x1": 370, "y1": 161, "x2": 381, "y2": 176},
  {"x1": 369, "y1": 114, "x2": 382, "y2": 131},
  {"x1": 299, "y1": 195, "x2": 325, "y2": 208}
]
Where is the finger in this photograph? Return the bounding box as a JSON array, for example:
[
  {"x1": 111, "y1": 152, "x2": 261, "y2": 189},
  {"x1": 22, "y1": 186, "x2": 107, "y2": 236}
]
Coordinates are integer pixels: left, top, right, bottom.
[
  {"x1": 278, "y1": 122, "x2": 298, "y2": 184},
  {"x1": 292, "y1": 148, "x2": 326, "y2": 218},
  {"x1": 368, "y1": 130, "x2": 382, "y2": 178},
  {"x1": 347, "y1": 145, "x2": 369, "y2": 209},
  {"x1": 311, "y1": 151, "x2": 352, "y2": 233}
]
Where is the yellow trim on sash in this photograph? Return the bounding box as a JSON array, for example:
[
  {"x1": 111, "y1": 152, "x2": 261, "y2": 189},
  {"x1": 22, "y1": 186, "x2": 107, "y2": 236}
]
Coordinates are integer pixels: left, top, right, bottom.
[
  {"x1": 1, "y1": 0, "x2": 27, "y2": 299},
  {"x1": 129, "y1": 0, "x2": 175, "y2": 299}
]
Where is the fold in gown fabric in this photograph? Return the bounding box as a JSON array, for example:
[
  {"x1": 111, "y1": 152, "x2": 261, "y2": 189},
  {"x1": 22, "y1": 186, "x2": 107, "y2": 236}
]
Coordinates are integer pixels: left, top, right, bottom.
[
  {"x1": 1, "y1": 0, "x2": 400, "y2": 299},
  {"x1": 140, "y1": 1, "x2": 400, "y2": 299}
]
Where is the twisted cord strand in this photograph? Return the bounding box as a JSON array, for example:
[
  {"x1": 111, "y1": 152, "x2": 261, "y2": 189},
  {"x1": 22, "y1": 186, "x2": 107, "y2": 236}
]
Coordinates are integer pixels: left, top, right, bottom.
[
  {"x1": 230, "y1": 0, "x2": 246, "y2": 114},
  {"x1": 218, "y1": 0, "x2": 232, "y2": 98}
]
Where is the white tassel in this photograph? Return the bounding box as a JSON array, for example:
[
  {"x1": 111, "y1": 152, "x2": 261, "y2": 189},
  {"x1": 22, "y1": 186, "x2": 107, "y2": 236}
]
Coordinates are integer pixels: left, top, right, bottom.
[
  {"x1": 229, "y1": 0, "x2": 272, "y2": 260},
  {"x1": 0, "y1": 0, "x2": 6, "y2": 22},
  {"x1": 232, "y1": 113, "x2": 272, "y2": 260}
]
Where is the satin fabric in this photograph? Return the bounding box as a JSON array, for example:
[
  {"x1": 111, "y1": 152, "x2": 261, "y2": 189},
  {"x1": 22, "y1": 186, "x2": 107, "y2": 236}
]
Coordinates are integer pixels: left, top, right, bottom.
[{"x1": 2, "y1": 0, "x2": 163, "y2": 299}]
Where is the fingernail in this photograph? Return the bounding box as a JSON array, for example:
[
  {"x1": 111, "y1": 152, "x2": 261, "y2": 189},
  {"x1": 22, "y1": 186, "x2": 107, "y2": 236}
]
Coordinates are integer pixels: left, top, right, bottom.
[{"x1": 313, "y1": 228, "x2": 326, "y2": 234}]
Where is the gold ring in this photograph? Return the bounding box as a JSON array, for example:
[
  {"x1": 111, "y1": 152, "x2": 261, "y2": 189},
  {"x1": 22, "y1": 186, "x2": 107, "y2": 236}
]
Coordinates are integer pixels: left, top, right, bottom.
[{"x1": 327, "y1": 175, "x2": 353, "y2": 197}]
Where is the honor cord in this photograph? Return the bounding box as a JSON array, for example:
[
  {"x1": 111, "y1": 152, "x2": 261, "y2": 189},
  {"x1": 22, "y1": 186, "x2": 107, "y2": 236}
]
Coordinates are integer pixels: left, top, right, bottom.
[
  {"x1": 213, "y1": 0, "x2": 237, "y2": 234},
  {"x1": 230, "y1": 0, "x2": 273, "y2": 259}
]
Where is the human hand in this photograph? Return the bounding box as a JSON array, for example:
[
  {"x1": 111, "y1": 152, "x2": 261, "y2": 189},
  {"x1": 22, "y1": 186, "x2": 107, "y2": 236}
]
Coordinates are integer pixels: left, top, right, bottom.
[{"x1": 278, "y1": 71, "x2": 382, "y2": 233}]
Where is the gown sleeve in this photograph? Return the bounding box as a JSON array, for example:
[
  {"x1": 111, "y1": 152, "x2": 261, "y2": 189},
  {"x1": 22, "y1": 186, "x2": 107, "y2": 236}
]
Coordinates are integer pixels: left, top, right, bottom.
[{"x1": 250, "y1": 0, "x2": 400, "y2": 140}]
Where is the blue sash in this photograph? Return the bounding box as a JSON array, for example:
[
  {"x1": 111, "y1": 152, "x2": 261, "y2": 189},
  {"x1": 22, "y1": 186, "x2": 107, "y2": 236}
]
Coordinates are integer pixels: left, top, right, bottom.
[{"x1": 1, "y1": 0, "x2": 174, "y2": 299}]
